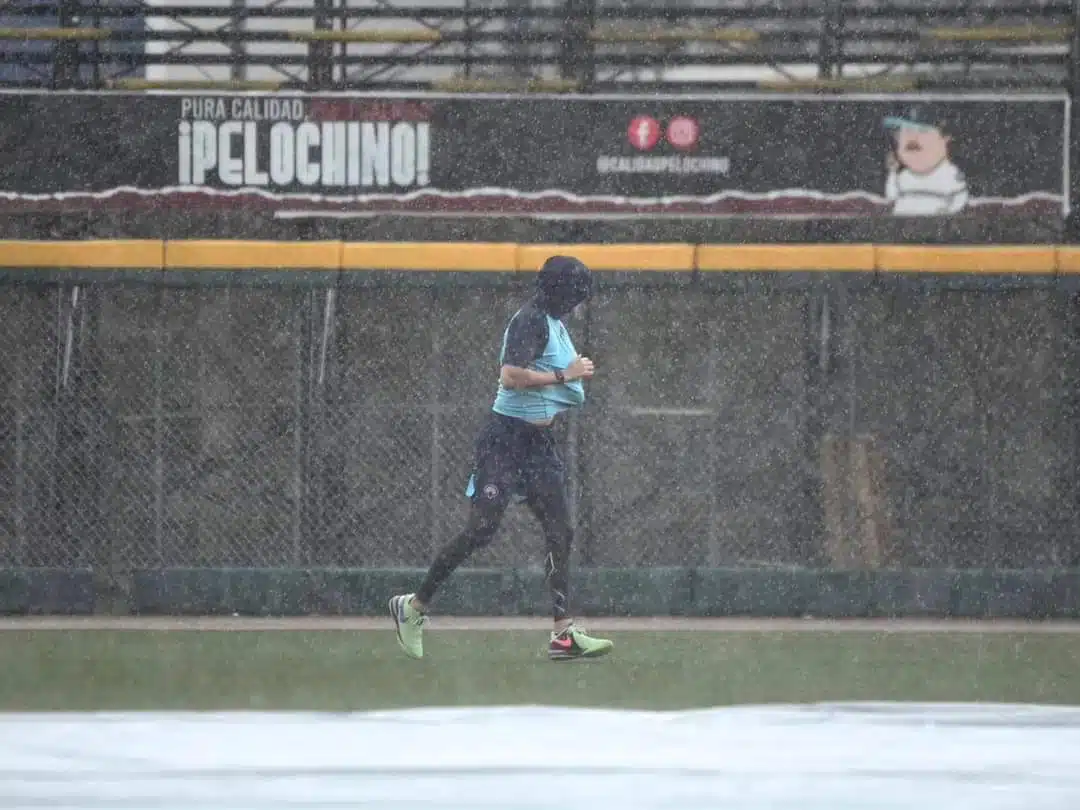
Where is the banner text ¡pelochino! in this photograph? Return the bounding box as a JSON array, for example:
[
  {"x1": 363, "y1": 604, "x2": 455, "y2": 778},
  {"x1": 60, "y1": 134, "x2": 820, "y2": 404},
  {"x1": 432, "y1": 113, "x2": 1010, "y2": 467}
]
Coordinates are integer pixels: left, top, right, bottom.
[{"x1": 176, "y1": 97, "x2": 431, "y2": 189}]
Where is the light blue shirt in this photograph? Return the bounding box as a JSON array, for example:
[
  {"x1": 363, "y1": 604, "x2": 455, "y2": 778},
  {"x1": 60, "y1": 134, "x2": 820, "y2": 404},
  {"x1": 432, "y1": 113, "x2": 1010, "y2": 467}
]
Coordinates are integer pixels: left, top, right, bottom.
[{"x1": 492, "y1": 312, "x2": 585, "y2": 424}]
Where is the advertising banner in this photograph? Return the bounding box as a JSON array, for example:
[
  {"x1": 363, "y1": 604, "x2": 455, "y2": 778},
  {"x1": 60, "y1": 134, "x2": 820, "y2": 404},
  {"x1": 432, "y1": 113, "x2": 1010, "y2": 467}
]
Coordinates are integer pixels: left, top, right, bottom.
[{"x1": 0, "y1": 90, "x2": 1067, "y2": 217}]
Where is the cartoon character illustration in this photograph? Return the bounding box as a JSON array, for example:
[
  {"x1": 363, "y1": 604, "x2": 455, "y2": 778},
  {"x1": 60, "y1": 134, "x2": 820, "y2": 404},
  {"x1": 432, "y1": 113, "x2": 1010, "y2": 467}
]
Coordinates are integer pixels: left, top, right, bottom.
[{"x1": 883, "y1": 106, "x2": 969, "y2": 216}]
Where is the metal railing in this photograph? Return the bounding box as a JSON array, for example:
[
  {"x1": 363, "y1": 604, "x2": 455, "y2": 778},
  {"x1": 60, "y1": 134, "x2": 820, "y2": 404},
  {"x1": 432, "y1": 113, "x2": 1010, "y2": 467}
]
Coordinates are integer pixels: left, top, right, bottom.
[{"x1": 0, "y1": 0, "x2": 1073, "y2": 91}]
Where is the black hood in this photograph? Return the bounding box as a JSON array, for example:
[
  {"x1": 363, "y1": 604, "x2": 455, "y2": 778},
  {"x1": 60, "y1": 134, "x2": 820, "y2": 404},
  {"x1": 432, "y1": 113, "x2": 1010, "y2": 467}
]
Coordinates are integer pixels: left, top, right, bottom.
[{"x1": 535, "y1": 255, "x2": 591, "y2": 318}]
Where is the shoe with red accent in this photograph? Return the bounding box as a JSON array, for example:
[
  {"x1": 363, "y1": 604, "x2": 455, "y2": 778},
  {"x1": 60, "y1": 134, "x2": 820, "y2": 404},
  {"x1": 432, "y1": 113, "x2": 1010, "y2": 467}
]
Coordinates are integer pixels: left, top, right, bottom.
[{"x1": 548, "y1": 624, "x2": 613, "y2": 661}]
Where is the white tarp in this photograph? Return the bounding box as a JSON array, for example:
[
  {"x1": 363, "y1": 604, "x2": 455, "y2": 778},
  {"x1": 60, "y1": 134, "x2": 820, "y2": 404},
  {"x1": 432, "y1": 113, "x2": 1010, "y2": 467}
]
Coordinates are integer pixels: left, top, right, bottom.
[{"x1": 3, "y1": 703, "x2": 1080, "y2": 809}]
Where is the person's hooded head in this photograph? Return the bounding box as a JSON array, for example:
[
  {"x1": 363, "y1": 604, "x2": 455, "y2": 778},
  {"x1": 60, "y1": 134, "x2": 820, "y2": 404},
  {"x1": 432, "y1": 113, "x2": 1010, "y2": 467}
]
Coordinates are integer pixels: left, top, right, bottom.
[{"x1": 535, "y1": 255, "x2": 591, "y2": 318}]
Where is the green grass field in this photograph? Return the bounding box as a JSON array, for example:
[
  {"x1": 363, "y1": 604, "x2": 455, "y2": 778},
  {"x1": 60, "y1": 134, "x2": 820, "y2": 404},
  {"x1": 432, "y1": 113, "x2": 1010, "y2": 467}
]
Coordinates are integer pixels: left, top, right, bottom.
[{"x1": 2, "y1": 629, "x2": 1079, "y2": 711}]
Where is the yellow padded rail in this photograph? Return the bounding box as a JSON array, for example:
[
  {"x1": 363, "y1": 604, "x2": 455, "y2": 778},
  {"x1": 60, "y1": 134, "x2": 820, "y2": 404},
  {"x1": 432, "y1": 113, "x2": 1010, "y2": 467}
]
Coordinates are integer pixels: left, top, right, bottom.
[
  {"x1": 342, "y1": 241, "x2": 517, "y2": 271},
  {"x1": 0, "y1": 240, "x2": 1076, "y2": 274},
  {"x1": 0, "y1": 240, "x2": 164, "y2": 268},
  {"x1": 1054, "y1": 247, "x2": 1080, "y2": 274},
  {"x1": 697, "y1": 244, "x2": 875, "y2": 272},
  {"x1": 874, "y1": 245, "x2": 1056, "y2": 274},
  {"x1": 164, "y1": 240, "x2": 341, "y2": 270},
  {"x1": 517, "y1": 244, "x2": 696, "y2": 272}
]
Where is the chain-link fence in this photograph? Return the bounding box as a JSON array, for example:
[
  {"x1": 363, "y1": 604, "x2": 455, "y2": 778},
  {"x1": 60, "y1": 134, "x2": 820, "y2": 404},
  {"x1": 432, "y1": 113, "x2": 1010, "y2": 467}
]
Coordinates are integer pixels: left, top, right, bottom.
[{"x1": 2, "y1": 276, "x2": 1080, "y2": 573}]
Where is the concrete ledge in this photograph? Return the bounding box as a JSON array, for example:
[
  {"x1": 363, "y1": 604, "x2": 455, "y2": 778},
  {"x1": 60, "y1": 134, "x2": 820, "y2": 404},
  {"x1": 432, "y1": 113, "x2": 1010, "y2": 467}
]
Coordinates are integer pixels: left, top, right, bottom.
[{"x1": 4, "y1": 567, "x2": 1079, "y2": 619}]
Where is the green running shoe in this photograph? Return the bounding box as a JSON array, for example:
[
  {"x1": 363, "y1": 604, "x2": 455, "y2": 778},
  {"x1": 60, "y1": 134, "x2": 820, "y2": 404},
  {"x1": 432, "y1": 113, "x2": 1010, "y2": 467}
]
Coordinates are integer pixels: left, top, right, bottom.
[
  {"x1": 389, "y1": 593, "x2": 426, "y2": 659},
  {"x1": 548, "y1": 624, "x2": 614, "y2": 661}
]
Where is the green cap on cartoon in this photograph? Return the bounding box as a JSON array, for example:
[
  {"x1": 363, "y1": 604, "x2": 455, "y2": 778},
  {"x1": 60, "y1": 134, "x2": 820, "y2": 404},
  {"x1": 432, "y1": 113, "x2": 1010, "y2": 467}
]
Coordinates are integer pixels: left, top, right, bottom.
[{"x1": 883, "y1": 104, "x2": 949, "y2": 134}]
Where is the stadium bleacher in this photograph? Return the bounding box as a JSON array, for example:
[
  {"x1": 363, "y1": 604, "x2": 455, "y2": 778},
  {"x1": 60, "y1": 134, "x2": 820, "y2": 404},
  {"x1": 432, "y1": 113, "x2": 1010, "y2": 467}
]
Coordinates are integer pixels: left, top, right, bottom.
[{"x1": 0, "y1": 0, "x2": 1073, "y2": 92}]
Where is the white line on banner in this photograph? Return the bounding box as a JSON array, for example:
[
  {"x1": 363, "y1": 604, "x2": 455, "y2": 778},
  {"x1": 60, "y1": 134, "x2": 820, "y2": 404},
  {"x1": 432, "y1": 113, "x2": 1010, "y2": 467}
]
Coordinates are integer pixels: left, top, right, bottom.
[
  {"x1": 271, "y1": 210, "x2": 864, "y2": 221},
  {"x1": 0, "y1": 186, "x2": 1063, "y2": 207}
]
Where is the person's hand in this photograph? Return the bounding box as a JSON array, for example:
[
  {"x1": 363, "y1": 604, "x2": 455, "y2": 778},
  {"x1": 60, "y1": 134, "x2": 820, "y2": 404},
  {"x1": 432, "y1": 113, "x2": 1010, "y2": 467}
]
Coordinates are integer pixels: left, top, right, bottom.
[{"x1": 565, "y1": 355, "x2": 595, "y2": 381}]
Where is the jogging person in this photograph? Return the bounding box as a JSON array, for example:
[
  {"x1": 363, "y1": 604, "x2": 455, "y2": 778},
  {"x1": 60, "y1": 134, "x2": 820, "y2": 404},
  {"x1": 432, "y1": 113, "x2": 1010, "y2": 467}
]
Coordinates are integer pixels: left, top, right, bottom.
[{"x1": 389, "y1": 256, "x2": 614, "y2": 662}]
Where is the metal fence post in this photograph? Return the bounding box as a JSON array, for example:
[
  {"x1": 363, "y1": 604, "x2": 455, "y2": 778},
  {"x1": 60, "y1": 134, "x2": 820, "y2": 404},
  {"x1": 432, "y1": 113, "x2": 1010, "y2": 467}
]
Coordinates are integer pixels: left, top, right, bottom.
[
  {"x1": 152, "y1": 284, "x2": 165, "y2": 568},
  {"x1": 53, "y1": 0, "x2": 80, "y2": 89},
  {"x1": 309, "y1": 0, "x2": 334, "y2": 90},
  {"x1": 429, "y1": 286, "x2": 443, "y2": 557},
  {"x1": 1067, "y1": 0, "x2": 1080, "y2": 241}
]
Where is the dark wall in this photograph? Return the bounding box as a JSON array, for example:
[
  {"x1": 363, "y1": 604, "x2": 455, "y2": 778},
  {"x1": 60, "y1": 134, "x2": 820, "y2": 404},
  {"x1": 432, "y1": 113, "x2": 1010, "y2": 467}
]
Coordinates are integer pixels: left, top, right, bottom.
[
  {"x1": 0, "y1": 209, "x2": 1065, "y2": 244},
  {"x1": 2, "y1": 266, "x2": 1079, "y2": 574}
]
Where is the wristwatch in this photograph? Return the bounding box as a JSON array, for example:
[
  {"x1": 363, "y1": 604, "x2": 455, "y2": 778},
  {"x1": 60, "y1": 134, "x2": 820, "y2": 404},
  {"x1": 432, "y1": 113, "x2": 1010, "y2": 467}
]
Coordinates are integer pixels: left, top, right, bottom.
[{"x1": 554, "y1": 369, "x2": 566, "y2": 383}]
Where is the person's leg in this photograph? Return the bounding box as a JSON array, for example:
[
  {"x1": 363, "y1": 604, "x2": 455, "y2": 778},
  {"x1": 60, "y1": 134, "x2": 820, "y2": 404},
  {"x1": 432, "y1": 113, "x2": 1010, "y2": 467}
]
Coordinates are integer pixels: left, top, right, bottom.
[
  {"x1": 412, "y1": 487, "x2": 510, "y2": 610},
  {"x1": 524, "y1": 430, "x2": 613, "y2": 661},
  {"x1": 524, "y1": 467, "x2": 573, "y2": 630},
  {"x1": 390, "y1": 415, "x2": 518, "y2": 659}
]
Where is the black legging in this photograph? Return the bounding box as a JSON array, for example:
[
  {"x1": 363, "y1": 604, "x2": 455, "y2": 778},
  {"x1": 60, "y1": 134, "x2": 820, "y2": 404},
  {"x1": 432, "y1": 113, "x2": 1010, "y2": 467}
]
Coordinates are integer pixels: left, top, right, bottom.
[{"x1": 415, "y1": 470, "x2": 573, "y2": 620}]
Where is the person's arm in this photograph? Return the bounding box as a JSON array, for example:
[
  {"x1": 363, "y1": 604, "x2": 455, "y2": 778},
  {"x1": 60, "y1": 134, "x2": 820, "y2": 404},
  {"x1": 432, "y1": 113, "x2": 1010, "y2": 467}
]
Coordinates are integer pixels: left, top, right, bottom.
[
  {"x1": 501, "y1": 357, "x2": 595, "y2": 390},
  {"x1": 498, "y1": 309, "x2": 552, "y2": 389},
  {"x1": 498, "y1": 309, "x2": 595, "y2": 389},
  {"x1": 501, "y1": 365, "x2": 561, "y2": 389}
]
